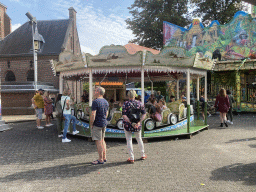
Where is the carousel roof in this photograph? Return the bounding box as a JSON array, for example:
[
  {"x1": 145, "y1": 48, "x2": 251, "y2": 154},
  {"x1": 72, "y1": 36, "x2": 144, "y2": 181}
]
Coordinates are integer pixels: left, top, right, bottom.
[
  {"x1": 53, "y1": 45, "x2": 214, "y2": 77},
  {"x1": 124, "y1": 43, "x2": 160, "y2": 55}
]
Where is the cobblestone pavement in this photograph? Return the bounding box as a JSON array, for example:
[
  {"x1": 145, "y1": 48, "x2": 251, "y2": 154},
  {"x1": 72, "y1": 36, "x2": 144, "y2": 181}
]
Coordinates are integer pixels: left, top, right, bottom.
[{"x1": 0, "y1": 113, "x2": 256, "y2": 192}]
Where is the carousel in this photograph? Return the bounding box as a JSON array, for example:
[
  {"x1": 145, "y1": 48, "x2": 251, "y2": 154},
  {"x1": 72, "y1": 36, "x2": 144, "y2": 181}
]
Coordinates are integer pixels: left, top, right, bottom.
[{"x1": 52, "y1": 45, "x2": 214, "y2": 140}]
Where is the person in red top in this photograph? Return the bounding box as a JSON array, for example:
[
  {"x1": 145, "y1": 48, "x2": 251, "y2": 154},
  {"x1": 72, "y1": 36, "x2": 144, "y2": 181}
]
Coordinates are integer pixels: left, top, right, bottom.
[{"x1": 214, "y1": 88, "x2": 230, "y2": 127}]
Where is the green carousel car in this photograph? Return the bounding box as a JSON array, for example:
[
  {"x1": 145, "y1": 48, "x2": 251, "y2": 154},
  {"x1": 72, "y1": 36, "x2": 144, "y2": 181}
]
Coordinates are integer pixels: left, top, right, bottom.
[{"x1": 143, "y1": 100, "x2": 194, "y2": 130}]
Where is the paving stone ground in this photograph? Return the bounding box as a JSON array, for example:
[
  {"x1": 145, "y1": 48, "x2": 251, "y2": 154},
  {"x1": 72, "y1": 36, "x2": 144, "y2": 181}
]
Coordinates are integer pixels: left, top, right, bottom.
[{"x1": 0, "y1": 113, "x2": 256, "y2": 192}]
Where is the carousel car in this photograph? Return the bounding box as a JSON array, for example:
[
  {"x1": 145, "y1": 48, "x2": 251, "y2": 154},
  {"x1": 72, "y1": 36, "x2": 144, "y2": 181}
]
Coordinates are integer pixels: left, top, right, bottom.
[
  {"x1": 167, "y1": 100, "x2": 194, "y2": 121},
  {"x1": 75, "y1": 102, "x2": 90, "y2": 121},
  {"x1": 107, "y1": 108, "x2": 123, "y2": 129},
  {"x1": 143, "y1": 108, "x2": 178, "y2": 131},
  {"x1": 143, "y1": 100, "x2": 194, "y2": 131}
]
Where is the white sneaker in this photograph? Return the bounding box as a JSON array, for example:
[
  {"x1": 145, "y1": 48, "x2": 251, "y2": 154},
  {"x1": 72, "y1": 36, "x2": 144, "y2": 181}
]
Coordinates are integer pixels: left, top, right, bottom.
[
  {"x1": 226, "y1": 120, "x2": 231, "y2": 124},
  {"x1": 45, "y1": 124, "x2": 51, "y2": 127},
  {"x1": 73, "y1": 130, "x2": 79, "y2": 135},
  {"x1": 58, "y1": 134, "x2": 63, "y2": 138},
  {"x1": 37, "y1": 126, "x2": 44, "y2": 129},
  {"x1": 208, "y1": 114, "x2": 211, "y2": 117},
  {"x1": 48, "y1": 123, "x2": 54, "y2": 126},
  {"x1": 230, "y1": 121, "x2": 233, "y2": 125},
  {"x1": 62, "y1": 138, "x2": 71, "y2": 143}
]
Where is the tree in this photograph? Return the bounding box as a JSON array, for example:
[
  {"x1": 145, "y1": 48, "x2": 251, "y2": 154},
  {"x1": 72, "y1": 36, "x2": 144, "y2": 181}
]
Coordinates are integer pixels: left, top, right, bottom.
[
  {"x1": 126, "y1": 0, "x2": 190, "y2": 49},
  {"x1": 191, "y1": 0, "x2": 243, "y2": 25}
]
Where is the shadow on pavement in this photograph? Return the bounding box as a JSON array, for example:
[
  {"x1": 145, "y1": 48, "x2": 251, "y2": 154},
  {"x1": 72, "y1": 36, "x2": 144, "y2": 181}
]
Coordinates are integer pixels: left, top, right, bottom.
[
  {"x1": 225, "y1": 137, "x2": 256, "y2": 144},
  {"x1": 0, "y1": 121, "x2": 125, "y2": 165},
  {"x1": 210, "y1": 163, "x2": 256, "y2": 186},
  {"x1": 248, "y1": 144, "x2": 256, "y2": 148},
  {"x1": 0, "y1": 161, "x2": 130, "y2": 183}
]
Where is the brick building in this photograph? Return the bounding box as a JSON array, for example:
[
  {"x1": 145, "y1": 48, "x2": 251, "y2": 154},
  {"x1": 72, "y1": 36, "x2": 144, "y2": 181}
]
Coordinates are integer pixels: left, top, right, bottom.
[
  {"x1": 0, "y1": 3, "x2": 11, "y2": 40},
  {"x1": 0, "y1": 7, "x2": 81, "y2": 115}
]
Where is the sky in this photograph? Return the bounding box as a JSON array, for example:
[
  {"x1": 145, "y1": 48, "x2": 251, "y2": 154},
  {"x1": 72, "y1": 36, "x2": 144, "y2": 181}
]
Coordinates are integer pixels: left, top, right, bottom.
[
  {"x1": 2, "y1": 0, "x2": 252, "y2": 55},
  {"x1": 2, "y1": 0, "x2": 135, "y2": 55}
]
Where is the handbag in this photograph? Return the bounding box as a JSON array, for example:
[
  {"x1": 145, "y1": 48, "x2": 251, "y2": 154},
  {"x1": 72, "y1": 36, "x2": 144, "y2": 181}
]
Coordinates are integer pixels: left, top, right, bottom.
[{"x1": 61, "y1": 98, "x2": 67, "y2": 120}]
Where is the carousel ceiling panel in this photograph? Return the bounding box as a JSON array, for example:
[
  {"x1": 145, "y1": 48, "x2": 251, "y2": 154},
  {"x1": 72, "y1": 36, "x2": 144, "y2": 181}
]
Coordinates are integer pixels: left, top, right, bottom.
[{"x1": 86, "y1": 45, "x2": 142, "y2": 67}]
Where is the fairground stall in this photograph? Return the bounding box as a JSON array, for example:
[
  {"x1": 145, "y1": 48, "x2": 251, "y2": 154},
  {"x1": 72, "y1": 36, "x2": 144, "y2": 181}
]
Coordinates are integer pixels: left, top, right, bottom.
[{"x1": 52, "y1": 45, "x2": 214, "y2": 140}]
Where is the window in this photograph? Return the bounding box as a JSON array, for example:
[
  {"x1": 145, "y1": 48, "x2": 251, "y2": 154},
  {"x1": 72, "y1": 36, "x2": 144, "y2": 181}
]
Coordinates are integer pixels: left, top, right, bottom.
[
  {"x1": 7, "y1": 61, "x2": 10, "y2": 68},
  {"x1": 27, "y1": 70, "x2": 34, "y2": 81},
  {"x1": 5, "y1": 71, "x2": 16, "y2": 81},
  {"x1": 30, "y1": 61, "x2": 33, "y2": 68}
]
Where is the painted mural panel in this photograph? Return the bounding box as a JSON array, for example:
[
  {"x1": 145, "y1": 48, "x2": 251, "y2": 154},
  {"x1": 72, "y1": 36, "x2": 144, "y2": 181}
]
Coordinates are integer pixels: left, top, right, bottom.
[{"x1": 164, "y1": 11, "x2": 256, "y2": 59}]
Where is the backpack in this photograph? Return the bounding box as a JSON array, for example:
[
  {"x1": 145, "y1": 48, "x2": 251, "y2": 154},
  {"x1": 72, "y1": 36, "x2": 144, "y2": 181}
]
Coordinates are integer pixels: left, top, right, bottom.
[{"x1": 127, "y1": 101, "x2": 141, "y2": 123}]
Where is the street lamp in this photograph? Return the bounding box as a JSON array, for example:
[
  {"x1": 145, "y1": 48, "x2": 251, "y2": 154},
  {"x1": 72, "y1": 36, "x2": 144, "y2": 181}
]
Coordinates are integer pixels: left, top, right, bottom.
[{"x1": 25, "y1": 12, "x2": 45, "y2": 91}]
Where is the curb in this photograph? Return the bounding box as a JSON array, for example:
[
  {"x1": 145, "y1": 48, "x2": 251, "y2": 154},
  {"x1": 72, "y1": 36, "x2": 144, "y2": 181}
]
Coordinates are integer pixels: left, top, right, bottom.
[{"x1": 5, "y1": 119, "x2": 37, "y2": 124}]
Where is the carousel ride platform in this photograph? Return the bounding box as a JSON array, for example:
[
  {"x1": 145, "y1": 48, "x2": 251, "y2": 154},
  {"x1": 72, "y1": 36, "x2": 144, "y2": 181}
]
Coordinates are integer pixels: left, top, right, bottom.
[{"x1": 66, "y1": 115, "x2": 209, "y2": 142}]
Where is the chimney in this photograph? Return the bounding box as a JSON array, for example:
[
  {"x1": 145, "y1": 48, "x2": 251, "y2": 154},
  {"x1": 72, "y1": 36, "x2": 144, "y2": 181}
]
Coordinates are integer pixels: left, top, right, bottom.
[
  {"x1": 68, "y1": 7, "x2": 77, "y2": 24},
  {"x1": 68, "y1": 7, "x2": 77, "y2": 54}
]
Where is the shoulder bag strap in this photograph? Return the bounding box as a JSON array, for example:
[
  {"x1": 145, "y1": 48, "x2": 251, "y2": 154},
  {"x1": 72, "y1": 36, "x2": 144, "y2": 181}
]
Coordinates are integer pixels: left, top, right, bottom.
[{"x1": 61, "y1": 98, "x2": 67, "y2": 119}]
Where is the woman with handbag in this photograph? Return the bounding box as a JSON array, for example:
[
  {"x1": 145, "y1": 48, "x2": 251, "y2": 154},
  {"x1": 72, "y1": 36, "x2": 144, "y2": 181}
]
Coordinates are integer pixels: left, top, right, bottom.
[
  {"x1": 61, "y1": 89, "x2": 79, "y2": 143},
  {"x1": 214, "y1": 88, "x2": 230, "y2": 127},
  {"x1": 122, "y1": 90, "x2": 147, "y2": 163}
]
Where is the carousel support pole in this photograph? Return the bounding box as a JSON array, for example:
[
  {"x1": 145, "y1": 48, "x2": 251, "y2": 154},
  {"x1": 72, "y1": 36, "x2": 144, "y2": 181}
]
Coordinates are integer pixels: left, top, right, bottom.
[
  {"x1": 114, "y1": 89, "x2": 116, "y2": 102},
  {"x1": 186, "y1": 70, "x2": 191, "y2": 133},
  {"x1": 151, "y1": 81, "x2": 153, "y2": 95},
  {"x1": 75, "y1": 79, "x2": 77, "y2": 104},
  {"x1": 177, "y1": 79, "x2": 180, "y2": 100},
  {"x1": 89, "y1": 69, "x2": 93, "y2": 107},
  {"x1": 235, "y1": 71, "x2": 241, "y2": 112},
  {"x1": 89, "y1": 68, "x2": 93, "y2": 135},
  {"x1": 166, "y1": 81, "x2": 169, "y2": 102},
  {"x1": 59, "y1": 74, "x2": 63, "y2": 94},
  {"x1": 197, "y1": 76, "x2": 200, "y2": 120},
  {"x1": 204, "y1": 73, "x2": 208, "y2": 125},
  {"x1": 141, "y1": 50, "x2": 146, "y2": 137}
]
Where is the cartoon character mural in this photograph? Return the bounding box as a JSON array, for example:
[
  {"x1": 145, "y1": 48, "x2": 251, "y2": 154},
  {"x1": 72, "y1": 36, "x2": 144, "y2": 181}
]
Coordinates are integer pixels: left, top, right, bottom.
[{"x1": 163, "y1": 11, "x2": 256, "y2": 60}]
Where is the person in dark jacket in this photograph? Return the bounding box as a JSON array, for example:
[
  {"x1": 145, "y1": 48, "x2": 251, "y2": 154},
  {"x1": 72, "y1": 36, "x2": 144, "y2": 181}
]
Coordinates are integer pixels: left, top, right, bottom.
[{"x1": 226, "y1": 90, "x2": 234, "y2": 124}]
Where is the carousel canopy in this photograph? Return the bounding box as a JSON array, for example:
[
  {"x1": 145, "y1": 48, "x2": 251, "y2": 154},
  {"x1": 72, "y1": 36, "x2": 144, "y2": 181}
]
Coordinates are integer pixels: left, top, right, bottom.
[{"x1": 53, "y1": 45, "x2": 214, "y2": 77}]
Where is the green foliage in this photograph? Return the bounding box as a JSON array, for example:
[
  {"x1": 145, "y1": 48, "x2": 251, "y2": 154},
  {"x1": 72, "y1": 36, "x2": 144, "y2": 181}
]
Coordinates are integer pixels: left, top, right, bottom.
[
  {"x1": 135, "y1": 81, "x2": 167, "y2": 95},
  {"x1": 83, "y1": 82, "x2": 95, "y2": 92},
  {"x1": 126, "y1": 0, "x2": 190, "y2": 49},
  {"x1": 83, "y1": 82, "x2": 90, "y2": 92},
  {"x1": 190, "y1": 0, "x2": 242, "y2": 25},
  {"x1": 213, "y1": 71, "x2": 237, "y2": 86}
]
